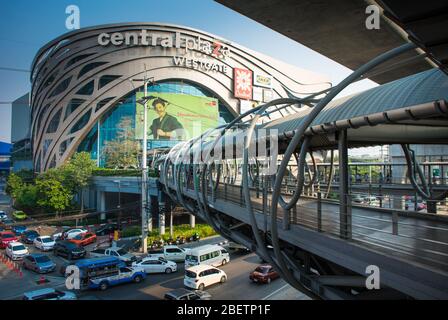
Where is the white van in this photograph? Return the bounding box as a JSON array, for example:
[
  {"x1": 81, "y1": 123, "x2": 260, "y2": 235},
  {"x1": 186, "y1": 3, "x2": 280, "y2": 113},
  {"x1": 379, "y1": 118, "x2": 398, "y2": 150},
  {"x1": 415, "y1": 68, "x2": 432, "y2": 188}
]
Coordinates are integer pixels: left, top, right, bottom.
[
  {"x1": 184, "y1": 264, "x2": 227, "y2": 291},
  {"x1": 185, "y1": 244, "x2": 230, "y2": 268}
]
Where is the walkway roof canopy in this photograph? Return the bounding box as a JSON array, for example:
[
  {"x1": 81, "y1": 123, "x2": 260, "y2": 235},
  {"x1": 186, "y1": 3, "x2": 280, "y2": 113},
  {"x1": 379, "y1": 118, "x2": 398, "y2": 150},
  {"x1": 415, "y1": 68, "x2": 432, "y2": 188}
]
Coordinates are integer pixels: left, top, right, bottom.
[
  {"x1": 216, "y1": 0, "x2": 448, "y2": 84},
  {"x1": 262, "y1": 69, "x2": 448, "y2": 148}
]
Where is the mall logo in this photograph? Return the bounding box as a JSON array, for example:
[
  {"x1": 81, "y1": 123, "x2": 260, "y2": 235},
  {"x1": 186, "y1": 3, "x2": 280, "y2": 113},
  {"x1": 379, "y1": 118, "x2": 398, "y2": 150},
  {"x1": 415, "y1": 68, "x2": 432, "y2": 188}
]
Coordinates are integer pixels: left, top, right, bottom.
[{"x1": 98, "y1": 30, "x2": 231, "y2": 60}]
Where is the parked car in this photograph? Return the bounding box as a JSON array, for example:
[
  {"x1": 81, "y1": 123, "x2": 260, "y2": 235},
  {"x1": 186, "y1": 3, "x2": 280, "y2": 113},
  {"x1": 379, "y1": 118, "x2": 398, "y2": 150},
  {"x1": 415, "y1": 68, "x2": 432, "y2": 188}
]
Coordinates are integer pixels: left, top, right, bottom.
[
  {"x1": 164, "y1": 288, "x2": 212, "y2": 300},
  {"x1": 68, "y1": 232, "x2": 97, "y2": 246},
  {"x1": 94, "y1": 223, "x2": 120, "y2": 236},
  {"x1": 132, "y1": 256, "x2": 177, "y2": 274},
  {"x1": 148, "y1": 245, "x2": 190, "y2": 262},
  {"x1": 53, "y1": 240, "x2": 86, "y2": 260},
  {"x1": 0, "y1": 231, "x2": 18, "y2": 249},
  {"x1": 12, "y1": 225, "x2": 27, "y2": 235},
  {"x1": 228, "y1": 241, "x2": 251, "y2": 253},
  {"x1": 0, "y1": 211, "x2": 7, "y2": 221},
  {"x1": 89, "y1": 246, "x2": 137, "y2": 264},
  {"x1": 12, "y1": 210, "x2": 27, "y2": 221},
  {"x1": 22, "y1": 253, "x2": 56, "y2": 273},
  {"x1": 2, "y1": 219, "x2": 14, "y2": 229},
  {"x1": 352, "y1": 194, "x2": 365, "y2": 204},
  {"x1": 52, "y1": 228, "x2": 88, "y2": 241},
  {"x1": 21, "y1": 230, "x2": 40, "y2": 244},
  {"x1": 6, "y1": 242, "x2": 29, "y2": 260},
  {"x1": 249, "y1": 265, "x2": 279, "y2": 284},
  {"x1": 22, "y1": 288, "x2": 77, "y2": 300},
  {"x1": 184, "y1": 265, "x2": 227, "y2": 291},
  {"x1": 34, "y1": 235, "x2": 56, "y2": 251}
]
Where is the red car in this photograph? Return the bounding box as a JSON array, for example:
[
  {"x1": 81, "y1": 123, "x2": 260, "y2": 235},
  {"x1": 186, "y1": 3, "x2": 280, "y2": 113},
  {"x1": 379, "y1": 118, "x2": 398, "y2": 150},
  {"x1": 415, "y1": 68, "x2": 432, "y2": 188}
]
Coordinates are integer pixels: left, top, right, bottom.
[
  {"x1": 0, "y1": 231, "x2": 18, "y2": 249},
  {"x1": 68, "y1": 232, "x2": 97, "y2": 246},
  {"x1": 249, "y1": 265, "x2": 280, "y2": 284}
]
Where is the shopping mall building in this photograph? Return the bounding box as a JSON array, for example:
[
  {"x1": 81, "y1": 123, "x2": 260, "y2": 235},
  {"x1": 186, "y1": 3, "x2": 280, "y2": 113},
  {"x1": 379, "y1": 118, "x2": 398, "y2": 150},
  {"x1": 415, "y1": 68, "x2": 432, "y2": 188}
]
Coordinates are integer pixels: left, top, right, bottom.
[{"x1": 27, "y1": 23, "x2": 330, "y2": 172}]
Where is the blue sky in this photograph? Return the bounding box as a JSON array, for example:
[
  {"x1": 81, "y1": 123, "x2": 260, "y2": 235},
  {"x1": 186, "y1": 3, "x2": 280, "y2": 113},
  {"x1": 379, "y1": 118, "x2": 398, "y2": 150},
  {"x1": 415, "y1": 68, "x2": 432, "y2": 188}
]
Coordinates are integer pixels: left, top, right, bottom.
[{"x1": 0, "y1": 0, "x2": 377, "y2": 152}]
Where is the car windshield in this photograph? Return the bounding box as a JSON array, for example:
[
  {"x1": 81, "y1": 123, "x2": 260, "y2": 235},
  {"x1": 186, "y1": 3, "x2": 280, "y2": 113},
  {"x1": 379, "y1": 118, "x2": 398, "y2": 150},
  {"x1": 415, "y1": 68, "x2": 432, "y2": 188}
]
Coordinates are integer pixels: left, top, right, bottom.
[
  {"x1": 185, "y1": 270, "x2": 197, "y2": 278},
  {"x1": 26, "y1": 231, "x2": 39, "y2": 236},
  {"x1": 73, "y1": 235, "x2": 83, "y2": 240},
  {"x1": 255, "y1": 267, "x2": 269, "y2": 274},
  {"x1": 185, "y1": 255, "x2": 198, "y2": 262},
  {"x1": 159, "y1": 257, "x2": 168, "y2": 263},
  {"x1": 35, "y1": 256, "x2": 51, "y2": 263},
  {"x1": 13, "y1": 245, "x2": 26, "y2": 251},
  {"x1": 41, "y1": 237, "x2": 53, "y2": 243},
  {"x1": 2, "y1": 234, "x2": 14, "y2": 239},
  {"x1": 116, "y1": 249, "x2": 127, "y2": 255}
]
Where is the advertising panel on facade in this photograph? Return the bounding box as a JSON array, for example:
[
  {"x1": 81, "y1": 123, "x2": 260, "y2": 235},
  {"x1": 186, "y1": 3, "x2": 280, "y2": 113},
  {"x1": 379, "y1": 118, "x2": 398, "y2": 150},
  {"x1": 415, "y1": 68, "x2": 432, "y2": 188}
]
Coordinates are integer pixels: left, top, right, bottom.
[
  {"x1": 135, "y1": 92, "x2": 219, "y2": 148},
  {"x1": 234, "y1": 68, "x2": 253, "y2": 100},
  {"x1": 253, "y1": 72, "x2": 273, "y2": 88}
]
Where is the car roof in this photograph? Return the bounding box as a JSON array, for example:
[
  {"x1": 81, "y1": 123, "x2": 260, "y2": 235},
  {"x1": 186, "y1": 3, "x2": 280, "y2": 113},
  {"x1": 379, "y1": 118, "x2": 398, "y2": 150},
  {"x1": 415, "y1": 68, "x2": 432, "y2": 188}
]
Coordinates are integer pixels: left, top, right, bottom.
[
  {"x1": 186, "y1": 264, "x2": 219, "y2": 273},
  {"x1": 39, "y1": 235, "x2": 52, "y2": 238},
  {"x1": 23, "y1": 288, "x2": 56, "y2": 298},
  {"x1": 187, "y1": 244, "x2": 224, "y2": 254},
  {"x1": 9, "y1": 241, "x2": 25, "y2": 246},
  {"x1": 0, "y1": 231, "x2": 15, "y2": 235},
  {"x1": 166, "y1": 288, "x2": 192, "y2": 297}
]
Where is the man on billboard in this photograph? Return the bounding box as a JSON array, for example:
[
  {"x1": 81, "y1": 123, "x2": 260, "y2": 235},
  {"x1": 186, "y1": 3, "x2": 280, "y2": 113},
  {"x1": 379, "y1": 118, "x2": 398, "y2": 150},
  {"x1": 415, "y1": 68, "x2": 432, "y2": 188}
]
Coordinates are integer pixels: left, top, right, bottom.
[{"x1": 149, "y1": 98, "x2": 185, "y2": 140}]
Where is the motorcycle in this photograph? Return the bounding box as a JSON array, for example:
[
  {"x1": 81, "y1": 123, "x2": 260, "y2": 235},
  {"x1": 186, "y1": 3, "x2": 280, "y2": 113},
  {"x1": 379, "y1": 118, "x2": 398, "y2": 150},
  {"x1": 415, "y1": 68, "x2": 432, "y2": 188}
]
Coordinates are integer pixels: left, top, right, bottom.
[
  {"x1": 176, "y1": 236, "x2": 186, "y2": 245},
  {"x1": 188, "y1": 232, "x2": 200, "y2": 242}
]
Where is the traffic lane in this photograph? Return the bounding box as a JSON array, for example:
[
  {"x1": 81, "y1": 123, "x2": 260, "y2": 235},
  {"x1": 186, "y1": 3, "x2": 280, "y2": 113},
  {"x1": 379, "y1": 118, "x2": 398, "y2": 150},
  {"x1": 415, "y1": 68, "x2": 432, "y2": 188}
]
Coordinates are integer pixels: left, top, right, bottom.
[
  {"x1": 206, "y1": 253, "x2": 287, "y2": 300},
  {"x1": 76, "y1": 251, "x2": 283, "y2": 300}
]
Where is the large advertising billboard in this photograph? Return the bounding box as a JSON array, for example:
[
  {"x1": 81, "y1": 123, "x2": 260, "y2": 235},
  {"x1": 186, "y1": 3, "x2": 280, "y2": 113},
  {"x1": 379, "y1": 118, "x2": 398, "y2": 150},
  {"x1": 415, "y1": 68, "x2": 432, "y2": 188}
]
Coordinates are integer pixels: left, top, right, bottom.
[{"x1": 135, "y1": 92, "x2": 219, "y2": 148}]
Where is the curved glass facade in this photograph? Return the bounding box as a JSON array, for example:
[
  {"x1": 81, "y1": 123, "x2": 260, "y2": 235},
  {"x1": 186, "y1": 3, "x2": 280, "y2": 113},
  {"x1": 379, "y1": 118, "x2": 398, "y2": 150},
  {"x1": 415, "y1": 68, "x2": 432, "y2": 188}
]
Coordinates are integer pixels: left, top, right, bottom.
[{"x1": 78, "y1": 80, "x2": 235, "y2": 167}]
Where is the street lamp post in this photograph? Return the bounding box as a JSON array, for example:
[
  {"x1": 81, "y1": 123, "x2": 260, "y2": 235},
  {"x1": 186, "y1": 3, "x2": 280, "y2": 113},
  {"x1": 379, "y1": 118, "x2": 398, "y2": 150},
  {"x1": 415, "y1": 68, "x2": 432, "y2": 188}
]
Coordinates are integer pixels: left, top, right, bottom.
[
  {"x1": 134, "y1": 75, "x2": 155, "y2": 254},
  {"x1": 113, "y1": 180, "x2": 121, "y2": 227}
]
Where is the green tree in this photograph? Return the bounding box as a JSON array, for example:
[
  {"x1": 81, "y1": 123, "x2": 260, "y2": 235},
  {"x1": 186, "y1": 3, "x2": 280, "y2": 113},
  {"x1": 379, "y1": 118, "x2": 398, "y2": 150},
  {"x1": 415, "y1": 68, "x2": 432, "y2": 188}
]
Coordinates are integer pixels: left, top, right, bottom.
[
  {"x1": 103, "y1": 117, "x2": 141, "y2": 169},
  {"x1": 63, "y1": 152, "x2": 96, "y2": 213},
  {"x1": 5, "y1": 173, "x2": 23, "y2": 199},
  {"x1": 35, "y1": 178, "x2": 72, "y2": 215},
  {"x1": 15, "y1": 184, "x2": 38, "y2": 212}
]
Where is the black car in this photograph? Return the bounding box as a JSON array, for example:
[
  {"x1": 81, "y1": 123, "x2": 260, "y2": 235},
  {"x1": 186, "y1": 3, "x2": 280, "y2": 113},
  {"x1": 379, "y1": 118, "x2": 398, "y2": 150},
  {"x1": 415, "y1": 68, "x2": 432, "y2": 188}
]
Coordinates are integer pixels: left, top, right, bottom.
[
  {"x1": 53, "y1": 241, "x2": 86, "y2": 260},
  {"x1": 95, "y1": 223, "x2": 120, "y2": 236},
  {"x1": 21, "y1": 230, "x2": 40, "y2": 244}
]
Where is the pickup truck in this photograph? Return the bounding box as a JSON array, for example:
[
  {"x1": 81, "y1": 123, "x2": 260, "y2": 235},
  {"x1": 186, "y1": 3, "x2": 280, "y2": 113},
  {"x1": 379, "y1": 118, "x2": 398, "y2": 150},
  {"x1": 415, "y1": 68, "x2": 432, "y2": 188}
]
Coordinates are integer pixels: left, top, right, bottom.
[
  {"x1": 147, "y1": 245, "x2": 190, "y2": 262},
  {"x1": 89, "y1": 247, "x2": 137, "y2": 265},
  {"x1": 88, "y1": 266, "x2": 146, "y2": 291}
]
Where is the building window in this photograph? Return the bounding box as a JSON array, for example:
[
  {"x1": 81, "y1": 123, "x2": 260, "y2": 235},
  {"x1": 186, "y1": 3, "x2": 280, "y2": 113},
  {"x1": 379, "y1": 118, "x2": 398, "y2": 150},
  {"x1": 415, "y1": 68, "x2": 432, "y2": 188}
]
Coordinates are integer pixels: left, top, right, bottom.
[
  {"x1": 76, "y1": 80, "x2": 95, "y2": 96},
  {"x1": 70, "y1": 110, "x2": 92, "y2": 134},
  {"x1": 49, "y1": 76, "x2": 72, "y2": 98},
  {"x1": 95, "y1": 97, "x2": 115, "y2": 113},
  {"x1": 65, "y1": 53, "x2": 95, "y2": 69},
  {"x1": 43, "y1": 139, "x2": 52, "y2": 158},
  {"x1": 98, "y1": 75, "x2": 121, "y2": 90},
  {"x1": 46, "y1": 109, "x2": 62, "y2": 133},
  {"x1": 64, "y1": 99, "x2": 85, "y2": 120},
  {"x1": 78, "y1": 62, "x2": 107, "y2": 79}
]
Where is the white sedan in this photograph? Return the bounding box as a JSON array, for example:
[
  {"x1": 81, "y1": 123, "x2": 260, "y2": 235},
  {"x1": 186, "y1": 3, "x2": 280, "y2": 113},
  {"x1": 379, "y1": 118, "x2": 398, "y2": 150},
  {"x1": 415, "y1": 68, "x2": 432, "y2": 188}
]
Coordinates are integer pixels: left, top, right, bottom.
[
  {"x1": 34, "y1": 236, "x2": 56, "y2": 251},
  {"x1": 52, "y1": 228, "x2": 88, "y2": 240},
  {"x1": 133, "y1": 256, "x2": 177, "y2": 274},
  {"x1": 6, "y1": 242, "x2": 29, "y2": 260}
]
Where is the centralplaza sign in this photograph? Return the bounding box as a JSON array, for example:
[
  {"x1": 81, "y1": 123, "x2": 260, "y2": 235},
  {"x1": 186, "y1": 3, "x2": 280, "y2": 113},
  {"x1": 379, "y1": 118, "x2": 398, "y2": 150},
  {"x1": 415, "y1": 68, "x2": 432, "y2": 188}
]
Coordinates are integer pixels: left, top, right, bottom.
[{"x1": 98, "y1": 29, "x2": 231, "y2": 73}]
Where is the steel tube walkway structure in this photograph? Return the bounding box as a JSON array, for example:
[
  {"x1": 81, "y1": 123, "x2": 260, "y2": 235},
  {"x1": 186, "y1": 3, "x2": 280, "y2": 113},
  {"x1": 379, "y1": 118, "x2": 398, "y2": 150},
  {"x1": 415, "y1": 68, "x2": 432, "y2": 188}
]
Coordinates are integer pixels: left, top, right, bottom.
[{"x1": 153, "y1": 44, "x2": 448, "y2": 299}]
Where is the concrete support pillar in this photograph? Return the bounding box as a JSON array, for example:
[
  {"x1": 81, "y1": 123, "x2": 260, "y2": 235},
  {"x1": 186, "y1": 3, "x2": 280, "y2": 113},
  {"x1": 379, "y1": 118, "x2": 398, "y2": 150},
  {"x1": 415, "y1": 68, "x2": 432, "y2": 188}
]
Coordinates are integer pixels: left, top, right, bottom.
[
  {"x1": 158, "y1": 196, "x2": 165, "y2": 235},
  {"x1": 97, "y1": 191, "x2": 106, "y2": 221},
  {"x1": 393, "y1": 196, "x2": 404, "y2": 210},
  {"x1": 338, "y1": 130, "x2": 351, "y2": 239},
  {"x1": 189, "y1": 214, "x2": 196, "y2": 229}
]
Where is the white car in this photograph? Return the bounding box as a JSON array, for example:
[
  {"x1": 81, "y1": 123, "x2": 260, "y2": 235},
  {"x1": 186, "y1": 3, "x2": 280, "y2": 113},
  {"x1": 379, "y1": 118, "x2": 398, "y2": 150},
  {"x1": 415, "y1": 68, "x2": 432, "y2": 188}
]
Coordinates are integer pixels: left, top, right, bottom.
[
  {"x1": 0, "y1": 211, "x2": 7, "y2": 221},
  {"x1": 133, "y1": 256, "x2": 177, "y2": 274},
  {"x1": 34, "y1": 236, "x2": 56, "y2": 251},
  {"x1": 184, "y1": 265, "x2": 227, "y2": 291},
  {"x1": 52, "y1": 228, "x2": 88, "y2": 240},
  {"x1": 6, "y1": 242, "x2": 29, "y2": 260}
]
